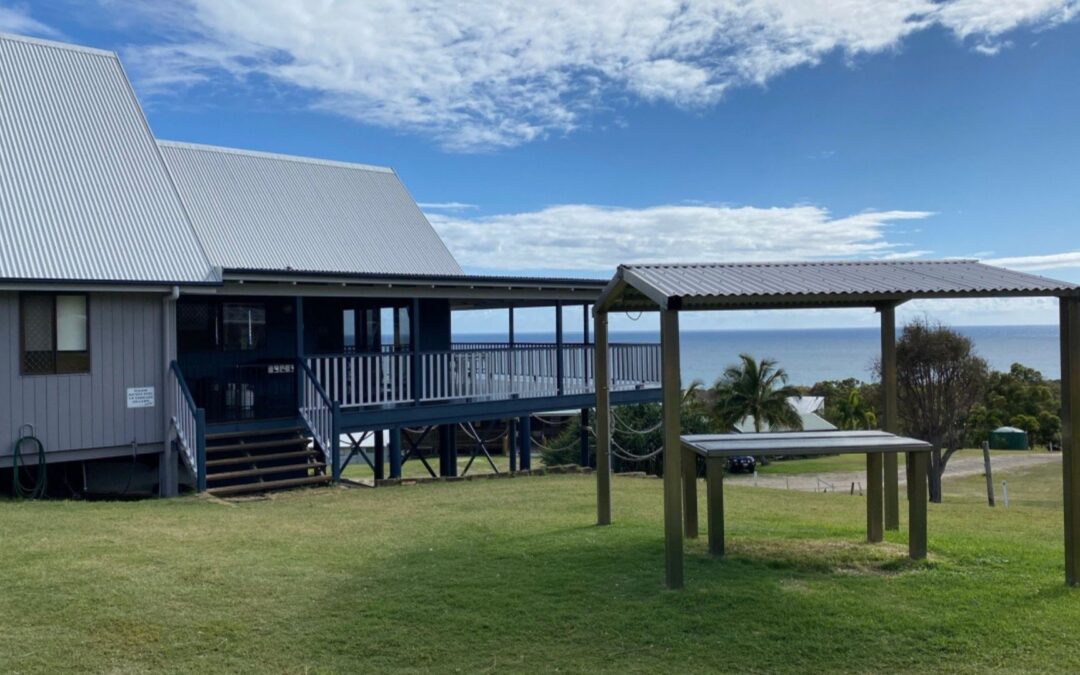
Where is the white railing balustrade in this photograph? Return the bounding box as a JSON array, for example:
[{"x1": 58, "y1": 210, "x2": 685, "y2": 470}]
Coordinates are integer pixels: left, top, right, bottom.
[
  {"x1": 299, "y1": 362, "x2": 335, "y2": 464},
  {"x1": 308, "y1": 343, "x2": 660, "y2": 408},
  {"x1": 169, "y1": 361, "x2": 205, "y2": 490},
  {"x1": 307, "y1": 352, "x2": 412, "y2": 408}
]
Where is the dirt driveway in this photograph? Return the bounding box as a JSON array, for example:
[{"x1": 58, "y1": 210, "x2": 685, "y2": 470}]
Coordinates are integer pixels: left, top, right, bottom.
[{"x1": 726, "y1": 452, "x2": 1061, "y2": 493}]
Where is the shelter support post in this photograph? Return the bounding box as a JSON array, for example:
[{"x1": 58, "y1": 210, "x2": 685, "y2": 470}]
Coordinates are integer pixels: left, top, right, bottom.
[
  {"x1": 682, "y1": 446, "x2": 698, "y2": 538},
  {"x1": 880, "y1": 303, "x2": 900, "y2": 530},
  {"x1": 661, "y1": 309, "x2": 684, "y2": 589},
  {"x1": 706, "y1": 456, "x2": 725, "y2": 556},
  {"x1": 1062, "y1": 297, "x2": 1080, "y2": 585},
  {"x1": 595, "y1": 311, "x2": 611, "y2": 525},
  {"x1": 389, "y1": 428, "x2": 402, "y2": 479},
  {"x1": 866, "y1": 453, "x2": 884, "y2": 543},
  {"x1": 908, "y1": 450, "x2": 928, "y2": 559}
]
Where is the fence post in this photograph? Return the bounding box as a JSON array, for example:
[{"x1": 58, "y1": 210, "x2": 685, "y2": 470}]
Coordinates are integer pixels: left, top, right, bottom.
[
  {"x1": 982, "y1": 441, "x2": 995, "y2": 507},
  {"x1": 195, "y1": 408, "x2": 207, "y2": 492},
  {"x1": 555, "y1": 301, "x2": 564, "y2": 396}
]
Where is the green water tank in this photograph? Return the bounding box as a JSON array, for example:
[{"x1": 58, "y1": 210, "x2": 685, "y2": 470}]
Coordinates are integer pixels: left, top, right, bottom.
[{"x1": 989, "y1": 426, "x2": 1028, "y2": 450}]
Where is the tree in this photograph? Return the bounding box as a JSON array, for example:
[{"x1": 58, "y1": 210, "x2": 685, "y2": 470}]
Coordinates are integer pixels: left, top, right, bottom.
[
  {"x1": 834, "y1": 388, "x2": 878, "y2": 431},
  {"x1": 712, "y1": 354, "x2": 803, "y2": 432},
  {"x1": 963, "y1": 363, "x2": 1061, "y2": 448},
  {"x1": 892, "y1": 319, "x2": 989, "y2": 503}
]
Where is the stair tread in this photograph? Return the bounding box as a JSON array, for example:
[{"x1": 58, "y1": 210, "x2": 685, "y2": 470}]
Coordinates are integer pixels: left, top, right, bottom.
[
  {"x1": 208, "y1": 462, "x2": 325, "y2": 482},
  {"x1": 208, "y1": 474, "x2": 331, "y2": 497},
  {"x1": 206, "y1": 449, "x2": 320, "y2": 468},
  {"x1": 205, "y1": 426, "x2": 306, "y2": 442},
  {"x1": 207, "y1": 437, "x2": 308, "y2": 453}
]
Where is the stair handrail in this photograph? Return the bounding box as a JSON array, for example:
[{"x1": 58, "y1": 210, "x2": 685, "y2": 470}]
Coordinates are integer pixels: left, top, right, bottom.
[
  {"x1": 298, "y1": 358, "x2": 341, "y2": 481},
  {"x1": 169, "y1": 361, "x2": 206, "y2": 491}
]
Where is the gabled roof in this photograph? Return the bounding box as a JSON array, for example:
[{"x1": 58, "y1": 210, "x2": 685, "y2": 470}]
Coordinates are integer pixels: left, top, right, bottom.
[
  {"x1": 597, "y1": 260, "x2": 1080, "y2": 312},
  {"x1": 158, "y1": 141, "x2": 464, "y2": 277},
  {"x1": 0, "y1": 34, "x2": 217, "y2": 284}
]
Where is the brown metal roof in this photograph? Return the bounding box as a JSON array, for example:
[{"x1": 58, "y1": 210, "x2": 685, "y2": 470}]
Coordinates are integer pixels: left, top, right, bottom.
[{"x1": 596, "y1": 260, "x2": 1079, "y2": 312}]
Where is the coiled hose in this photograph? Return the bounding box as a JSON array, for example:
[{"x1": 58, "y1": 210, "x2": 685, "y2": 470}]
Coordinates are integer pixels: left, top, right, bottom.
[{"x1": 12, "y1": 426, "x2": 47, "y2": 499}]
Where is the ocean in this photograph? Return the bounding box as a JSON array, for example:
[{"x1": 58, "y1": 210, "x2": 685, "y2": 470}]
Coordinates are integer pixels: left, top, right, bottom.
[{"x1": 455, "y1": 325, "x2": 1061, "y2": 387}]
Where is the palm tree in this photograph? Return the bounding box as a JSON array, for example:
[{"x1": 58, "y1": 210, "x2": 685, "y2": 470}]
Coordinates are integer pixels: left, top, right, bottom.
[
  {"x1": 834, "y1": 389, "x2": 878, "y2": 431},
  {"x1": 712, "y1": 354, "x2": 803, "y2": 432}
]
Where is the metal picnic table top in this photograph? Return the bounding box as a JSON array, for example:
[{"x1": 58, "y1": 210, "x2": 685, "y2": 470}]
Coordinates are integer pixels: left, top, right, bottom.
[{"x1": 681, "y1": 430, "x2": 933, "y2": 459}]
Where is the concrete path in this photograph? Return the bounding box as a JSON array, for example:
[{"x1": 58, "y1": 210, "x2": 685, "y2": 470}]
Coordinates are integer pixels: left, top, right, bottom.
[{"x1": 726, "y1": 452, "x2": 1061, "y2": 493}]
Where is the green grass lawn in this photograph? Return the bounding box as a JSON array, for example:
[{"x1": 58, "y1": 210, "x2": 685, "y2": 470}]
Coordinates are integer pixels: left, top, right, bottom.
[{"x1": 2, "y1": 460, "x2": 1077, "y2": 672}]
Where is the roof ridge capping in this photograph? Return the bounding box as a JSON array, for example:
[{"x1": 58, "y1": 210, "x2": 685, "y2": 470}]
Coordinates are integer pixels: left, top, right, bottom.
[
  {"x1": 0, "y1": 32, "x2": 117, "y2": 58},
  {"x1": 157, "y1": 140, "x2": 395, "y2": 174},
  {"x1": 623, "y1": 259, "x2": 979, "y2": 269}
]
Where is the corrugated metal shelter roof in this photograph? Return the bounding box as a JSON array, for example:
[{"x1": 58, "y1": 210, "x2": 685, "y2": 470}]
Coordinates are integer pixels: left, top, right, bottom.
[
  {"x1": 596, "y1": 260, "x2": 1080, "y2": 312},
  {"x1": 158, "y1": 141, "x2": 464, "y2": 277},
  {"x1": 0, "y1": 34, "x2": 217, "y2": 284}
]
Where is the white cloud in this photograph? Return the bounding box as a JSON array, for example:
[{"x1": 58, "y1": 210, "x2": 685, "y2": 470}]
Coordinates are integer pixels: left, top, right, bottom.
[
  {"x1": 984, "y1": 251, "x2": 1080, "y2": 271},
  {"x1": 426, "y1": 203, "x2": 933, "y2": 271},
  {"x1": 0, "y1": 5, "x2": 62, "y2": 37},
  {"x1": 110, "y1": 0, "x2": 1080, "y2": 151},
  {"x1": 417, "y1": 202, "x2": 477, "y2": 211}
]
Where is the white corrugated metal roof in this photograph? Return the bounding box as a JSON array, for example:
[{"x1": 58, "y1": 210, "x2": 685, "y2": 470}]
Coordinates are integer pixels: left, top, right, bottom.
[
  {"x1": 599, "y1": 260, "x2": 1079, "y2": 311},
  {"x1": 158, "y1": 141, "x2": 464, "y2": 277},
  {"x1": 0, "y1": 33, "x2": 217, "y2": 284}
]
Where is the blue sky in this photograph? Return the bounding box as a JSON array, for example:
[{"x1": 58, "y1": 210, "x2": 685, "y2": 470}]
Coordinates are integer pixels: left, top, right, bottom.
[{"x1": 4, "y1": 1, "x2": 1080, "y2": 332}]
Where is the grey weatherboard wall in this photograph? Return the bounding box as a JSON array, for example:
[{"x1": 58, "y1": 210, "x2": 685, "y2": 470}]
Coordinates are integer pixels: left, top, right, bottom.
[{"x1": 0, "y1": 292, "x2": 164, "y2": 459}]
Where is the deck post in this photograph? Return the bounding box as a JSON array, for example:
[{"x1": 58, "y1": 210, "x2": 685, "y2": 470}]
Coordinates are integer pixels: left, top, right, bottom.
[
  {"x1": 661, "y1": 309, "x2": 684, "y2": 589},
  {"x1": 389, "y1": 428, "x2": 402, "y2": 479},
  {"x1": 374, "y1": 429, "x2": 385, "y2": 480},
  {"x1": 580, "y1": 304, "x2": 591, "y2": 466},
  {"x1": 595, "y1": 311, "x2": 611, "y2": 525},
  {"x1": 880, "y1": 303, "x2": 900, "y2": 530},
  {"x1": 195, "y1": 408, "x2": 207, "y2": 492},
  {"x1": 331, "y1": 402, "x2": 341, "y2": 482},
  {"x1": 295, "y1": 296, "x2": 305, "y2": 409},
  {"x1": 518, "y1": 414, "x2": 532, "y2": 471},
  {"x1": 410, "y1": 298, "x2": 421, "y2": 405},
  {"x1": 1061, "y1": 297, "x2": 1080, "y2": 585},
  {"x1": 555, "y1": 300, "x2": 564, "y2": 396},
  {"x1": 439, "y1": 425, "x2": 458, "y2": 477},
  {"x1": 508, "y1": 418, "x2": 518, "y2": 473}
]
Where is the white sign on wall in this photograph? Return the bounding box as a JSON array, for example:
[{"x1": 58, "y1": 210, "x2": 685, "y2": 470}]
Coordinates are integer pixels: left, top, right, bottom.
[{"x1": 126, "y1": 386, "x2": 155, "y2": 409}]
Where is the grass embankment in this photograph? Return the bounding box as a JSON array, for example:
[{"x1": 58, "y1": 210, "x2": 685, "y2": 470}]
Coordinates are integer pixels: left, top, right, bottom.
[{"x1": 1, "y1": 461, "x2": 1077, "y2": 672}]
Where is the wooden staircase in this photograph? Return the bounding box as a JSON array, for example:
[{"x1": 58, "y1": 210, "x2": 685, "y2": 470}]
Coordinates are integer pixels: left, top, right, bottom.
[{"x1": 204, "y1": 426, "x2": 331, "y2": 496}]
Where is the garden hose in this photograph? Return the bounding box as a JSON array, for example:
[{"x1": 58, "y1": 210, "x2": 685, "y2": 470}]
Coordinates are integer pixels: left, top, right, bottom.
[{"x1": 12, "y1": 426, "x2": 47, "y2": 499}]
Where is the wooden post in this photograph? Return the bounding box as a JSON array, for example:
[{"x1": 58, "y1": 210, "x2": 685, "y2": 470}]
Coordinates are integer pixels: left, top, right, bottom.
[
  {"x1": 909, "y1": 450, "x2": 928, "y2": 559},
  {"x1": 880, "y1": 303, "x2": 900, "y2": 530},
  {"x1": 295, "y1": 296, "x2": 305, "y2": 409},
  {"x1": 866, "y1": 453, "x2": 884, "y2": 543},
  {"x1": 982, "y1": 441, "x2": 995, "y2": 507},
  {"x1": 410, "y1": 298, "x2": 421, "y2": 405},
  {"x1": 580, "y1": 304, "x2": 591, "y2": 467},
  {"x1": 1061, "y1": 297, "x2": 1080, "y2": 585},
  {"x1": 595, "y1": 311, "x2": 611, "y2": 525},
  {"x1": 507, "y1": 418, "x2": 518, "y2": 473},
  {"x1": 374, "y1": 429, "x2": 385, "y2": 480},
  {"x1": 518, "y1": 414, "x2": 532, "y2": 471},
  {"x1": 389, "y1": 428, "x2": 402, "y2": 479},
  {"x1": 555, "y1": 300, "x2": 564, "y2": 396},
  {"x1": 661, "y1": 309, "x2": 684, "y2": 589},
  {"x1": 706, "y1": 456, "x2": 725, "y2": 556},
  {"x1": 682, "y1": 446, "x2": 698, "y2": 538}
]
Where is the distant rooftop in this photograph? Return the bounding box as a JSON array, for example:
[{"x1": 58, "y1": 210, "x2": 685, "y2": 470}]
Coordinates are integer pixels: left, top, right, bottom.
[{"x1": 597, "y1": 260, "x2": 1080, "y2": 312}]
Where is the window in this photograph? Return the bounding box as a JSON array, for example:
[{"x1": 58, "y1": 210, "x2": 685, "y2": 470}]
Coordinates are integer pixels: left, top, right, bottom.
[
  {"x1": 343, "y1": 309, "x2": 357, "y2": 350},
  {"x1": 222, "y1": 303, "x2": 266, "y2": 351},
  {"x1": 21, "y1": 293, "x2": 89, "y2": 375}
]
